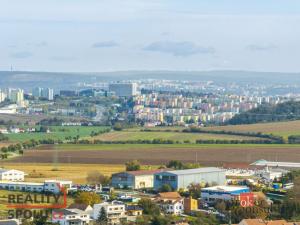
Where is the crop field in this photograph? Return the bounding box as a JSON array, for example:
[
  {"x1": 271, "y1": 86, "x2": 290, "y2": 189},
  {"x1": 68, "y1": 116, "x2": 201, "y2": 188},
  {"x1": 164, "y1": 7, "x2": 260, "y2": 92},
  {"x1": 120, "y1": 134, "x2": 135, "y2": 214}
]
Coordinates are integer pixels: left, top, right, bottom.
[
  {"x1": 8, "y1": 144, "x2": 300, "y2": 166},
  {"x1": 4, "y1": 126, "x2": 109, "y2": 142},
  {"x1": 202, "y1": 120, "x2": 300, "y2": 139},
  {"x1": 0, "y1": 162, "x2": 124, "y2": 184},
  {"x1": 93, "y1": 130, "x2": 263, "y2": 142}
]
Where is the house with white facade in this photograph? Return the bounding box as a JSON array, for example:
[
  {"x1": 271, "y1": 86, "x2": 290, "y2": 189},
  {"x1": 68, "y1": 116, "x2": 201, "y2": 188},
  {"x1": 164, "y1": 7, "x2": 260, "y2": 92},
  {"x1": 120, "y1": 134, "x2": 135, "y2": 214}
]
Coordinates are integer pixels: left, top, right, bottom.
[
  {"x1": 155, "y1": 192, "x2": 184, "y2": 215},
  {"x1": 0, "y1": 169, "x2": 25, "y2": 181},
  {"x1": 93, "y1": 201, "x2": 127, "y2": 225},
  {"x1": 52, "y1": 208, "x2": 91, "y2": 225}
]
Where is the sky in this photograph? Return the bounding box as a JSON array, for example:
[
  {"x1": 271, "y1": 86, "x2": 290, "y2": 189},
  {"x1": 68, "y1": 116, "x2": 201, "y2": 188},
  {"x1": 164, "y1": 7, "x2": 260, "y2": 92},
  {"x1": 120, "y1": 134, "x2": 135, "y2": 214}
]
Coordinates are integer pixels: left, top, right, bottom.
[{"x1": 0, "y1": 0, "x2": 300, "y2": 72}]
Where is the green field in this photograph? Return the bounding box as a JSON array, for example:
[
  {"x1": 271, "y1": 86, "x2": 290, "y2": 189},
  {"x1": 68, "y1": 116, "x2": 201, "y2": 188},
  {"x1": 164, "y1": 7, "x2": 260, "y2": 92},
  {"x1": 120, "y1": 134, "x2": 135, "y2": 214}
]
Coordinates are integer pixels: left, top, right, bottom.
[
  {"x1": 93, "y1": 130, "x2": 264, "y2": 143},
  {"x1": 4, "y1": 126, "x2": 109, "y2": 142},
  {"x1": 202, "y1": 120, "x2": 300, "y2": 139}
]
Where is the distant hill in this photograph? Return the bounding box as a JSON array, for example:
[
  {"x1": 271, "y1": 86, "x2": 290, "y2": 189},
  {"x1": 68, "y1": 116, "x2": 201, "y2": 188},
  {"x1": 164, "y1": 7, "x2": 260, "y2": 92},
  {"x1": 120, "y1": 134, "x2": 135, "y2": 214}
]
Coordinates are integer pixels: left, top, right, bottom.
[
  {"x1": 228, "y1": 101, "x2": 300, "y2": 125},
  {"x1": 1, "y1": 70, "x2": 300, "y2": 91}
]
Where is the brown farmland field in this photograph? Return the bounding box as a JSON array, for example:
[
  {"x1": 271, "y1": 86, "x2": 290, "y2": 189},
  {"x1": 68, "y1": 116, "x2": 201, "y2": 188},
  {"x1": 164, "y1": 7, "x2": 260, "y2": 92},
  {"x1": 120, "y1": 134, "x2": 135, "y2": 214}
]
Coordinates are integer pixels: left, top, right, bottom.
[{"x1": 8, "y1": 144, "x2": 300, "y2": 166}]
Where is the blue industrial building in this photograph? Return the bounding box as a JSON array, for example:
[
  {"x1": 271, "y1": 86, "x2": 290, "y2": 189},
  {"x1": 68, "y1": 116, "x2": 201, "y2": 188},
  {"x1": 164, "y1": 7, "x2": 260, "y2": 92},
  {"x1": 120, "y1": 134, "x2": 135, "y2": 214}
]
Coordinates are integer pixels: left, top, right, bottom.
[
  {"x1": 153, "y1": 167, "x2": 226, "y2": 191},
  {"x1": 201, "y1": 185, "x2": 250, "y2": 203}
]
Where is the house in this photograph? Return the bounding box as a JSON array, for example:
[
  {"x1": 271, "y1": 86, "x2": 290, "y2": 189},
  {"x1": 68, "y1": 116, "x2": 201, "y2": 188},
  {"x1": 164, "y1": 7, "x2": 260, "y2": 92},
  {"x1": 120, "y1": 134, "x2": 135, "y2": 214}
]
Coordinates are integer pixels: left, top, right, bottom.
[
  {"x1": 0, "y1": 219, "x2": 20, "y2": 225},
  {"x1": 183, "y1": 197, "x2": 198, "y2": 213},
  {"x1": 93, "y1": 201, "x2": 127, "y2": 224},
  {"x1": 0, "y1": 169, "x2": 25, "y2": 181},
  {"x1": 111, "y1": 169, "x2": 167, "y2": 189},
  {"x1": 68, "y1": 203, "x2": 93, "y2": 217},
  {"x1": 126, "y1": 205, "x2": 143, "y2": 222},
  {"x1": 0, "y1": 128, "x2": 8, "y2": 134},
  {"x1": 201, "y1": 185, "x2": 250, "y2": 203},
  {"x1": 238, "y1": 219, "x2": 300, "y2": 225},
  {"x1": 154, "y1": 167, "x2": 226, "y2": 191},
  {"x1": 126, "y1": 205, "x2": 143, "y2": 217},
  {"x1": 155, "y1": 192, "x2": 184, "y2": 215},
  {"x1": 52, "y1": 208, "x2": 91, "y2": 225}
]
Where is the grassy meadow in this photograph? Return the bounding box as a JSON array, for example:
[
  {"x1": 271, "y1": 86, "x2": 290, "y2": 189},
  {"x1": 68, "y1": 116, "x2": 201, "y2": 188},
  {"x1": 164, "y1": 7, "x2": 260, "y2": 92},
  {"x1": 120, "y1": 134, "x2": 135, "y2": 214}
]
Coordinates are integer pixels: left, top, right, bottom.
[
  {"x1": 3, "y1": 126, "x2": 109, "y2": 142},
  {"x1": 92, "y1": 130, "x2": 263, "y2": 143}
]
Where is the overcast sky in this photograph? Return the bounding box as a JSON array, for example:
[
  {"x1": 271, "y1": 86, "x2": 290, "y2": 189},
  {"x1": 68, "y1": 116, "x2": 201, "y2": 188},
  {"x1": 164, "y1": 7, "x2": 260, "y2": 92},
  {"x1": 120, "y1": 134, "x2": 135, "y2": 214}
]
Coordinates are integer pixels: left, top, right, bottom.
[{"x1": 0, "y1": 0, "x2": 300, "y2": 72}]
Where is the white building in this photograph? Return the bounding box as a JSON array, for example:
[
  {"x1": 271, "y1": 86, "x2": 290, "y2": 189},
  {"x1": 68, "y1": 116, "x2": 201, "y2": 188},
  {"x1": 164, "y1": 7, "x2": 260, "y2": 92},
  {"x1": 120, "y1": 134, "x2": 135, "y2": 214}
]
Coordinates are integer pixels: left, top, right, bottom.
[
  {"x1": 52, "y1": 208, "x2": 91, "y2": 225},
  {"x1": 155, "y1": 192, "x2": 184, "y2": 215},
  {"x1": 0, "y1": 104, "x2": 18, "y2": 114},
  {"x1": 0, "y1": 169, "x2": 25, "y2": 181},
  {"x1": 93, "y1": 201, "x2": 127, "y2": 224},
  {"x1": 256, "y1": 167, "x2": 288, "y2": 182},
  {"x1": 8, "y1": 88, "x2": 24, "y2": 105},
  {"x1": 251, "y1": 159, "x2": 300, "y2": 169},
  {"x1": 0, "y1": 180, "x2": 72, "y2": 194},
  {"x1": 0, "y1": 90, "x2": 7, "y2": 103},
  {"x1": 41, "y1": 88, "x2": 54, "y2": 101}
]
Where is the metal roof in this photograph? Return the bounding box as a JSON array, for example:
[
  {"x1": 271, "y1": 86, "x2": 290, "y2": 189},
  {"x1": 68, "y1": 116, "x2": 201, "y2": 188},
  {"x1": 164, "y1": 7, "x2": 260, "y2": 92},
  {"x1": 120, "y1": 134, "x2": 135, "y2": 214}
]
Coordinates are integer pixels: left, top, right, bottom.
[{"x1": 156, "y1": 167, "x2": 225, "y2": 175}]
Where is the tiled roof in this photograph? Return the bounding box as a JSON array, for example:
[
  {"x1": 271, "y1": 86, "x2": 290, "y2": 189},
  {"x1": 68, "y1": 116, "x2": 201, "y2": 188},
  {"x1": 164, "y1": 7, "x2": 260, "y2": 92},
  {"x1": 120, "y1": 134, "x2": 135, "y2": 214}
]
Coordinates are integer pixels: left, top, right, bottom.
[{"x1": 158, "y1": 192, "x2": 182, "y2": 199}]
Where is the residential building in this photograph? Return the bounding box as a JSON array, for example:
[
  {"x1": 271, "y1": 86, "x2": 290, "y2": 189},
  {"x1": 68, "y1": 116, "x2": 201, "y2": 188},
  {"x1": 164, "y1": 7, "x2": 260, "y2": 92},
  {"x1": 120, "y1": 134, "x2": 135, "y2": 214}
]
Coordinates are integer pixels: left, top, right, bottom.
[
  {"x1": 109, "y1": 83, "x2": 138, "y2": 97},
  {"x1": 201, "y1": 185, "x2": 250, "y2": 203},
  {"x1": 126, "y1": 205, "x2": 143, "y2": 222},
  {"x1": 93, "y1": 201, "x2": 127, "y2": 224},
  {"x1": 7, "y1": 88, "x2": 24, "y2": 105},
  {"x1": 68, "y1": 203, "x2": 93, "y2": 217},
  {"x1": 126, "y1": 205, "x2": 143, "y2": 217},
  {"x1": 0, "y1": 169, "x2": 25, "y2": 181},
  {"x1": 41, "y1": 88, "x2": 54, "y2": 100},
  {"x1": 154, "y1": 167, "x2": 226, "y2": 191},
  {"x1": 155, "y1": 192, "x2": 184, "y2": 215},
  {"x1": 0, "y1": 90, "x2": 6, "y2": 103},
  {"x1": 60, "y1": 90, "x2": 77, "y2": 97},
  {"x1": 183, "y1": 197, "x2": 198, "y2": 213},
  {"x1": 111, "y1": 169, "x2": 167, "y2": 189},
  {"x1": 32, "y1": 87, "x2": 43, "y2": 98},
  {"x1": 52, "y1": 208, "x2": 91, "y2": 225}
]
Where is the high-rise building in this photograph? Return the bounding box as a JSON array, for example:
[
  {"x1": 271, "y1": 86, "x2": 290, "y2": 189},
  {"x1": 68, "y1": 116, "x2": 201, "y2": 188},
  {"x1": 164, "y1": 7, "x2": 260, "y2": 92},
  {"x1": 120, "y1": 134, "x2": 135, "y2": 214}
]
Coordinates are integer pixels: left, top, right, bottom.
[
  {"x1": 32, "y1": 87, "x2": 54, "y2": 100},
  {"x1": 8, "y1": 88, "x2": 24, "y2": 104},
  {"x1": 41, "y1": 88, "x2": 54, "y2": 101},
  {"x1": 0, "y1": 90, "x2": 7, "y2": 103},
  {"x1": 109, "y1": 82, "x2": 138, "y2": 97},
  {"x1": 32, "y1": 87, "x2": 42, "y2": 98}
]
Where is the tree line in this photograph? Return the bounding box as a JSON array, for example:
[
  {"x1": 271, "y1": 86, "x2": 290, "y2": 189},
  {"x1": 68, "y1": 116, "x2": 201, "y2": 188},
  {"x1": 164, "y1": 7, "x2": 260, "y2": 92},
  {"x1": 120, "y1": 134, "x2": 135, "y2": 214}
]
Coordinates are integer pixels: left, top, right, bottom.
[{"x1": 228, "y1": 101, "x2": 300, "y2": 125}]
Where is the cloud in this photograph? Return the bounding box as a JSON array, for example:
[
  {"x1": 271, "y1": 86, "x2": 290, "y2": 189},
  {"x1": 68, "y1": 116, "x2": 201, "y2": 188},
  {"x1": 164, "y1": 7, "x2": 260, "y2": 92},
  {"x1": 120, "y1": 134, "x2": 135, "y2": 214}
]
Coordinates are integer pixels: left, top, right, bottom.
[
  {"x1": 92, "y1": 41, "x2": 119, "y2": 48},
  {"x1": 143, "y1": 41, "x2": 215, "y2": 56},
  {"x1": 10, "y1": 51, "x2": 33, "y2": 59},
  {"x1": 246, "y1": 44, "x2": 277, "y2": 51}
]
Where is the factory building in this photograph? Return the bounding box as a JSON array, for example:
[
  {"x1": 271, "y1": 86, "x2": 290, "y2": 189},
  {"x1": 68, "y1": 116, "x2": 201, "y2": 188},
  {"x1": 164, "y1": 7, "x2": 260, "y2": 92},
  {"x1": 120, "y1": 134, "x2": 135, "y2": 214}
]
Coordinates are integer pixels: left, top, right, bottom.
[{"x1": 154, "y1": 167, "x2": 226, "y2": 191}]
